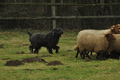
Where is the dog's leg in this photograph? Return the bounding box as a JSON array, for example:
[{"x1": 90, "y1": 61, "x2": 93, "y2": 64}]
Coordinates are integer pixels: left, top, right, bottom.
[
  {"x1": 47, "y1": 48, "x2": 53, "y2": 54},
  {"x1": 55, "y1": 46, "x2": 60, "y2": 53},
  {"x1": 53, "y1": 46, "x2": 60, "y2": 53},
  {"x1": 34, "y1": 48, "x2": 39, "y2": 54},
  {"x1": 29, "y1": 45, "x2": 33, "y2": 53}
]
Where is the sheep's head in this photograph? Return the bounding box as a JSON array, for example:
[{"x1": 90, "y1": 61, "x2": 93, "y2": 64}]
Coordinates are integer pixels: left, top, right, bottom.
[
  {"x1": 111, "y1": 24, "x2": 120, "y2": 34},
  {"x1": 105, "y1": 33, "x2": 116, "y2": 41}
]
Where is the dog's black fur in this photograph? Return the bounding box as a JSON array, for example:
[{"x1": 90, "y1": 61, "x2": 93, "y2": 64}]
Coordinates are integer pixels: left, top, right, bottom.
[{"x1": 27, "y1": 28, "x2": 63, "y2": 54}]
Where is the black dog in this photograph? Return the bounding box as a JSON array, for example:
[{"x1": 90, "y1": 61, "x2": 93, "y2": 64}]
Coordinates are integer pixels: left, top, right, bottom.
[{"x1": 27, "y1": 28, "x2": 63, "y2": 54}]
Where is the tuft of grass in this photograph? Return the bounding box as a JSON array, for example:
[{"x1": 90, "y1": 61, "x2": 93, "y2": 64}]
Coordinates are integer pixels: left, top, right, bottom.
[{"x1": 0, "y1": 30, "x2": 120, "y2": 80}]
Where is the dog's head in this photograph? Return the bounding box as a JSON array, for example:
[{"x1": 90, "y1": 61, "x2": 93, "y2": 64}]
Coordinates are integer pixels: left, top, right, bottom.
[{"x1": 52, "y1": 28, "x2": 63, "y2": 37}]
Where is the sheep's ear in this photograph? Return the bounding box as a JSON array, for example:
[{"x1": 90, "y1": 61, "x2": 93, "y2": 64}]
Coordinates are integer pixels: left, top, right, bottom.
[
  {"x1": 105, "y1": 34, "x2": 109, "y2": 38},
  {"x1": 111, "y1": 25, "x2": 115, "y2": 32}
]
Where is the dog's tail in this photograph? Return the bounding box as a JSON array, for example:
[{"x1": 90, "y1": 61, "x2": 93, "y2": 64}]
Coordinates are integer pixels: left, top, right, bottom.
[{"x1": 27, "y1": 31, "x2": 32, "y2": 37}]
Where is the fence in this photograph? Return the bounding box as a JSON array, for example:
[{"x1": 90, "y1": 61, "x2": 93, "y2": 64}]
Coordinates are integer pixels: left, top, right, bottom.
[{"x1": 0, "y1": 0, "x2": 120, "y2": 29}]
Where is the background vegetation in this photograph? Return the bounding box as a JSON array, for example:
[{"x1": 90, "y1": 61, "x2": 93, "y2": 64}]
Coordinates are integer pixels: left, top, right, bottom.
[
  {"x1": 0, "y1": 30, "x2": 120, "y2": 80},
  {"x1": 0, "y1": 0, "x2": 120, "y2": 30}
]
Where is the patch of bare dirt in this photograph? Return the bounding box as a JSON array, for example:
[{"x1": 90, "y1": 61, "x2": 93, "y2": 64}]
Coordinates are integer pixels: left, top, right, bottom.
[
  {"x1": 5, "y1": 60, "x2": 24, "y2": 66},
  {"x1": 24, "y1": 69, "x2": 34, "y2": 71},
  {"x1": 5, "y1": 56, "x2": 47, "y2": 66},
  {"x1": 93, "y1": 65, "x2": 99, "y2": 67},
  {"x1": 84, "y1": 60, "x2": 91, "y2": 62},
  {"x1": 66, "y1": 50, "x2": 73, "y2": 51},
  {"x1": 0, "y1": 44, "x2": 4, "y2": 49},
  {"x1": 47, "y1": 60, "x2": 64, "y2": 66},
  {"x1": 22, "y1": 44, "x2": 30, "y2": 46},
  {"x1": 52, "y1": 68, "x2": 58, "y2": 70},
  {"x1": 22, "y1": 56, "x2": 47, "y2": 63},
  {"x1": 24, "y1": 69, "x2": 44, "y2": 73},
  {"x1": 16, "y1": 51, "x2": 26, "y2": 54},
  {"x1": 4, "y1": 56, "x2": 64, "y2": 67},
  {"x1": 37, "y1": 69, "x2": 44, "y2": 71},
  {"x1": 2, "y1": 58, "x2": 11, "y2": 60}
]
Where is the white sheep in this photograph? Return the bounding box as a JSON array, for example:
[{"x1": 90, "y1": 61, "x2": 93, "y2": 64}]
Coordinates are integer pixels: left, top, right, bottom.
[
  {"x1": 75, "y1": 30, "x2": 116, "y2": 60},
  {"x1": 75, "y1": 24, "x2": 120, "y2": 59},
  {"x1": 104, "y1": 34, "x2": 120, "y2": 59},
  {"x1": 107, "y1": 34, "x2": 120, "y2": 52}
]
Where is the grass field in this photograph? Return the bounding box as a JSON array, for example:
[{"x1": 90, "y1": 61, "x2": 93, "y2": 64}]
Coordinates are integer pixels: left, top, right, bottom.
[{"x1": 0, "y1": 29, "x2": 120, "y2": 80}]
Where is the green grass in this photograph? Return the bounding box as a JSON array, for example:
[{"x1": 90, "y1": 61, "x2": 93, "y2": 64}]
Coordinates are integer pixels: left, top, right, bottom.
[{"x1": 0, "y1": 29, "x2": 120, "y2": 80}]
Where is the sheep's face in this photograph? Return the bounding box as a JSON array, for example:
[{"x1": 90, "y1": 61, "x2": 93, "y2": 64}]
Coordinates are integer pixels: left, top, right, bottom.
[
  {"x1": 111, "y1": 24, "x2": 120, "y2": 34},
  {"x1": 105, "y1": 33, "x2": 116, "y2": 41}
]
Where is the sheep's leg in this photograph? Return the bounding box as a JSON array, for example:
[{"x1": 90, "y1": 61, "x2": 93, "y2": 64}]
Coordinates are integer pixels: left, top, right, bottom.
[
  {"x1": 75, "y1": 50, "x2": 86, "y2": 59},
  {"x1": 82, "y1": 52, "x2": 86, "y2": 59},
  {"x1": 96, "y1": 51, "x2": 105, "y2": 60},
  {"x1": 75, "y1": 50, "x2": 79, "y2": 58},
  {"x1": 102, "y1": 52, "x2": 109, "y2": 60},
  {"x1": 80, "y1": 52, "x2": 82, "y2": 59},
  {"x1": 80, "y1": 52, "x2": 85, "y2": 59},
  {"x1": 90, "y1": 52, "x2": 92, "y2": 56},
  {"x1": 96, "y1": 52, "x2": 100, "y2": 60},
  {"x1": 105, "y1": 52, "x2": 110, "y2": 59},
  {"x1": 100, "y1": 52, "x2": 105, "y2": 60},
  {"x1": 85, "y1": 51, "x2": 91, "y2": 59},
  {"x1": 85, "y1": 52, "x2": 91, "y2": 59}
]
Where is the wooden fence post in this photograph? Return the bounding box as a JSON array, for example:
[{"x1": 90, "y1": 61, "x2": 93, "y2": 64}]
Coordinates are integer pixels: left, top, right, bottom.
[{"x1": 51, "y1": 0, "x2": 56, "y2": 29}]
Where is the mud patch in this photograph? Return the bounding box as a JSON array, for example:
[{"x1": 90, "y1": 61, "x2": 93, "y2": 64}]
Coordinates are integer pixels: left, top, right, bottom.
[
  {"x1": 66, "y1": 66, "x2": 71, "y2": 68},
  {"x1": 5, "y1": 60, "x2": 24, "y2": 66},
  {"x1": 22, "y1": 56, "x2": 47, "y2": 63},
  {"x1": 24, "y1": 69, "x2": 44, "y2": 73},
  {"x1": 24, "y1": 69, "x2": 34, "y2": 71},
  {"x1": 84, "y1": 60, "x2": 91, "y2": 62},
  {"x1": 52, "y1": 68, "x2": 58, "y2": 70},
  {"x1": 16, "y1": 51, "x2": 26, "y2": 54},
  {"x1": 0, "y1": 44, "x2": 4, "y2": 49},
  {"x1": 37, "y1": 69, "x2": 44, "y2": 71},
  {"x1": 2, "y1": 58, "x2": 11, "y2": 60},
  {"x1": 93, "y1": 65, "x2": 99, "y2": 67},
  {"x1": 47, "y1": 60, "x2": 64, "y2": 66},
  {"x1": 61, "y1": 54, "x2": 65, "y2": 56},
  {"x1": 22, "y1": 44, "x2": 30, "y2": 46},
  {"x1": 5, "y1": 56, "x2": 47, "y2": 66},
  {"x1": 66, "y1": 50, "x2": 73, "y2": 51}
]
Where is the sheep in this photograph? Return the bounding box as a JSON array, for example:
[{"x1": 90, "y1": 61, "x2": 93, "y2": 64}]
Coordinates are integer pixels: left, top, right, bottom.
[
  {"x1": 109, "y1": 50, "x2": 120, "y2": 59},
  {"x1": 75, "y1": 25, "x2": 120, "y2": 59},
  {"x1": 75, "y1": 30, "x2": 116, "y2": 60},
  {"x1": 106, "y1": 34, "x2": 120, "y2": 59},
  {"x1": 27, "y1": 28, "x2": 63, "y2": 54},
  {"x1": 111, "y1": 24, "x2": 120, "y2": 34},
  {"x1": 107, "y1": 34, "x2": 120, "y2": 52},
  {"x1": 75, "y1": 29, "x2": 110, "y2": 59},
  {"x1": 77, "y1": 24, "x2": 120, "y2": 37},
  {"x1": 74, "y1": 46, "x2": 91, "y2": 59}
]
